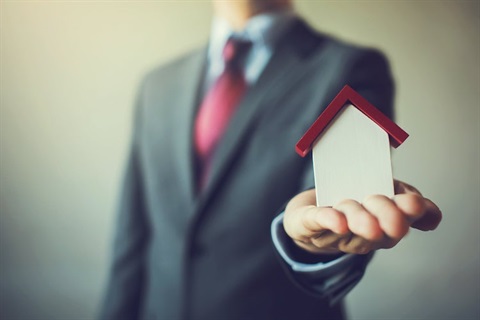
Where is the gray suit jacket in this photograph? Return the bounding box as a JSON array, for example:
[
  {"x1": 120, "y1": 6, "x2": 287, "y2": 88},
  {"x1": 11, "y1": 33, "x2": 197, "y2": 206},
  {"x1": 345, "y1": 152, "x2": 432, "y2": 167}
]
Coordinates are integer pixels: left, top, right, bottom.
[{"x1": 101, "y1": 20, "x2": 394, "y2": 320}]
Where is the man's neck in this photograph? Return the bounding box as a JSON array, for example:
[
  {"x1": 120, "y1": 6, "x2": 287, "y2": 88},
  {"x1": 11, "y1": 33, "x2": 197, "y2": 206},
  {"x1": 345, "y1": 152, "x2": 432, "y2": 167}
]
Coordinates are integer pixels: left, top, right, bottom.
[{"x1": 213, "y1": 1, "x2": 292, "y2": 31}]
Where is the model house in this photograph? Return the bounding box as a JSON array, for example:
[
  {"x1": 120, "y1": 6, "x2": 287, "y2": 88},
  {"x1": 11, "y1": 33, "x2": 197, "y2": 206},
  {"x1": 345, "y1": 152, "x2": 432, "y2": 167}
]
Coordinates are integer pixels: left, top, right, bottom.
[{"x1": 296, "y1": 85, "x2": 409, "y2": 207}]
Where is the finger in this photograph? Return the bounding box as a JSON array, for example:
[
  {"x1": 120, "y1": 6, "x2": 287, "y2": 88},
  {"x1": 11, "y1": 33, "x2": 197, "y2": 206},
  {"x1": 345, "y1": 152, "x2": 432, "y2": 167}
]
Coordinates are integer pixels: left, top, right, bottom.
[
  {"x1": 363, "y1": 194, "x2": 410, "y2": 240},
  {"x1": 337, "y1": 234, "x2": 377, "y2": 255},
  {"x1": 284, "y1": 206, "x2": 348, "y2": 241},
  {"x1": 285, "y1": 189, "x2": 317, "y2": 211},
  {"x1": 334, "y1": 199, "x2": 383, "y2": 241},
  {"x1": 394, "y1": 180, "x2": 423, "y2": 196},
  {"x1": 302, "y1": 206, "x2": 349, "y2": 236},
  {"x1": 392, "y1": 193, "x2": 426, "y2": 223},
  {"x1": 310, "y1": 229, "x2": 346, "y2": 249},
  {"x1": 411, "y1": 198, "x2": 442, "y2": 231}
]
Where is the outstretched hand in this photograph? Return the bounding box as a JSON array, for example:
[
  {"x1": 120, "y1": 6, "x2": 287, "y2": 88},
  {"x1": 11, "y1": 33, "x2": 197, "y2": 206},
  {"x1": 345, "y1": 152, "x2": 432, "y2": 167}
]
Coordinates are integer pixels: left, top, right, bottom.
[{"x1": 283, "y1": 180, "x2": 442, "y2": 255}]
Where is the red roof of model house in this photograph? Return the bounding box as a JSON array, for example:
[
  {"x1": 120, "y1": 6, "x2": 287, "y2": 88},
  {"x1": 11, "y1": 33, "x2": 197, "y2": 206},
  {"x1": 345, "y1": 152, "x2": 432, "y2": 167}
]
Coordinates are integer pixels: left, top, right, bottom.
[{"x1": 295, "y1": 85, "x2": 409, "y2": 157}]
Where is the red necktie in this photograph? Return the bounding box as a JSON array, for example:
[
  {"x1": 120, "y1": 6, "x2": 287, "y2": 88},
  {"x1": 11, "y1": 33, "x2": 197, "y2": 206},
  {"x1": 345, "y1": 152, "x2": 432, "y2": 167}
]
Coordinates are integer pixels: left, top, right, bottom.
[{"x1": 194, "y1": 38, "x2": 251, "y2": 190}]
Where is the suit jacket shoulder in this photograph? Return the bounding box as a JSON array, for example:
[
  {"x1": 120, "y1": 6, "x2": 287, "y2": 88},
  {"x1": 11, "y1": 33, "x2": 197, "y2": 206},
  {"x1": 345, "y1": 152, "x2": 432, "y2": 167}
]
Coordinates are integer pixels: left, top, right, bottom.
[{"x1": 290, "y1": 20, "x2": 395, "y2": 119}]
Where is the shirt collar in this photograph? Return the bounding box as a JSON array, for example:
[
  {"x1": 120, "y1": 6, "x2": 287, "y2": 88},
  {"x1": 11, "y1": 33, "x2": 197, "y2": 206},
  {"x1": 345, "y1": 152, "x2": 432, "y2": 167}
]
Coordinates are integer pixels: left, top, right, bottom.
[{"x1": 208, "y1": 9, "x2": 296, "y2": 63}]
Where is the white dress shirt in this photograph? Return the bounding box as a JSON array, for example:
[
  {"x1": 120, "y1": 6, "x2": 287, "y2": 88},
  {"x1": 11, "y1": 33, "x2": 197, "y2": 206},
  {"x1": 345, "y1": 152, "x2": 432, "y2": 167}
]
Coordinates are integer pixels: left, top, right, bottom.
[{"x1": 204, "y1": 10, "x2": 296, "y2": 92}]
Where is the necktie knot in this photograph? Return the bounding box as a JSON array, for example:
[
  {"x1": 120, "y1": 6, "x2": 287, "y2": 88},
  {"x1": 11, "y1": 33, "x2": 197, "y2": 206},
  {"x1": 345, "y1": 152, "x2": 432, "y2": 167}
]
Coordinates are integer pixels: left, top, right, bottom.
[{"x1": 222, "y1": 37, "x2": 252, "y2": 69}]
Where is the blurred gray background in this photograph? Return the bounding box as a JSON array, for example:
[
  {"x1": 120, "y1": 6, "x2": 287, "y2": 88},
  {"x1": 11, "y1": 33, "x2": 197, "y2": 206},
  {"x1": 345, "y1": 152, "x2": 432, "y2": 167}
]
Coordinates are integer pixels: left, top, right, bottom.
[{"x1": 1, "y1": 1, "x2": 479, "y2": 319}]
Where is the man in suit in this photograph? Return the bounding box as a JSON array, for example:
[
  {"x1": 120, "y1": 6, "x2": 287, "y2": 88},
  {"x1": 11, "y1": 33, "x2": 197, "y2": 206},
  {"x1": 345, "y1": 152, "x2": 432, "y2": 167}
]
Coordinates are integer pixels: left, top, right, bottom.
[{"x1": 100, "y1": 1, "x2": 442, "y2": 319}]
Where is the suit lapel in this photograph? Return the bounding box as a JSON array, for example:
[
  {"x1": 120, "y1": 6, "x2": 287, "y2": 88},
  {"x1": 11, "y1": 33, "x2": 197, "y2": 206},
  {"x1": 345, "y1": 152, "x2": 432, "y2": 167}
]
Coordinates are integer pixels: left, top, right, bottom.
[
  {"x1": 172, "y1": 48, "x2": 207, "y2": 208},
  {"x1": 195, "y1": 20, "x2": 325, "y2": 211}
]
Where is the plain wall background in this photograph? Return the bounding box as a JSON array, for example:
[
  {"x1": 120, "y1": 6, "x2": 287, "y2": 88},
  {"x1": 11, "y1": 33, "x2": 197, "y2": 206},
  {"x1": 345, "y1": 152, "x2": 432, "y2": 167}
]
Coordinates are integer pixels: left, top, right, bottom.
[{"x1": 1, "y1": 1, "x2": 478, "y2": 319}]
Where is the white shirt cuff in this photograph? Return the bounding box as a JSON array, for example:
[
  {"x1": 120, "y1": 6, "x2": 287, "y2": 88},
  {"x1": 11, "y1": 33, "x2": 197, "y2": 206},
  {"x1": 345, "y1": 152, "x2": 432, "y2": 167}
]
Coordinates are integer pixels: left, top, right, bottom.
[{"x1": 271, "y1": 211, "x2": 373, "y2": 304}]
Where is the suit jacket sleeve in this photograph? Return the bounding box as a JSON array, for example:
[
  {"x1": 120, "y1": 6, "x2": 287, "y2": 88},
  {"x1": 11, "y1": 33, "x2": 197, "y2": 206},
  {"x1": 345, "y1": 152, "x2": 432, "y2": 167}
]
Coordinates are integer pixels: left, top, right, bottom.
[
  {"x1": 99, "y1": 80, "x2": 150, "y2": 320},
  {"x1": 272, "y1": 47, "x2": 394, "y2": 304}
]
